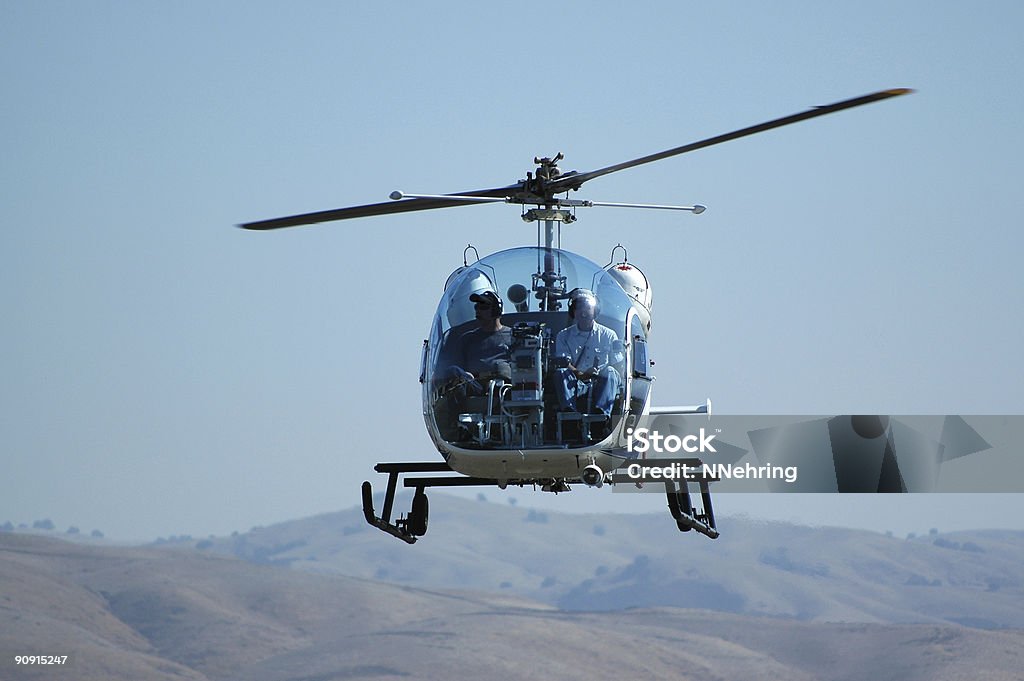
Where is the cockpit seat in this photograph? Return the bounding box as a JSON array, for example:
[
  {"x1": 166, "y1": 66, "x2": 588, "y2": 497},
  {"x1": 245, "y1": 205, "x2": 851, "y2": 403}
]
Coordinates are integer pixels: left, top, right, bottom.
[
  {"x1": 456, "y1": 378, "x2": 507, "y2": 444},
  {"x1": 556, "y1": 410, "x2": 609, "y2": 443},
  {"x1": 555, "y1": 368, "x2": 622, "y2": 443}
]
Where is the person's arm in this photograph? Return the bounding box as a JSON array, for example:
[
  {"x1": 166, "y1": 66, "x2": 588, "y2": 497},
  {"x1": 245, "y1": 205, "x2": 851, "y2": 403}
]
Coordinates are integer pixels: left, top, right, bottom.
[
  {"x1": 554, "y1": 330, "x2": 583, "y2": 377},
  {"x1": 450, "y1": 332, "x2": 475, "y2": 381}
]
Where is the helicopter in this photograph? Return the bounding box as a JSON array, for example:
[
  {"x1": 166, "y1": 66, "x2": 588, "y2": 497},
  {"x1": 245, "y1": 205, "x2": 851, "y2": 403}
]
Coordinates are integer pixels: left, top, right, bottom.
[{"x1": 240, "y1": 88, "x2": 912, "y2": 544}]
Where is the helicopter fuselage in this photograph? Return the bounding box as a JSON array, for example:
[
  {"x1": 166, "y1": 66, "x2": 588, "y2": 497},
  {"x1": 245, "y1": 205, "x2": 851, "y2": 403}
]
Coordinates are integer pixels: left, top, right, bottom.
[{"x1": 420, "y1": 246, "x2": 656, "y2": 487}]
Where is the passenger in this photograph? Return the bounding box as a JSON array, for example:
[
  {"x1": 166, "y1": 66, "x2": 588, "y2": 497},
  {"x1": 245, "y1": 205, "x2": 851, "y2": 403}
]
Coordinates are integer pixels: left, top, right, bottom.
[
  {"x1": 553, "y1": 289, "x2": 621, "y2": 416},
  {"x1": 446, "y1": 290, "x2": 512, "y2": 396}
]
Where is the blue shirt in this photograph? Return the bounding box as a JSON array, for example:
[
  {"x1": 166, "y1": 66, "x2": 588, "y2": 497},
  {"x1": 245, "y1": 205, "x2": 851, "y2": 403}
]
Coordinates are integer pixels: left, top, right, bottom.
[
  {"x1": 453, "y1": 326, "x2": 512, "y2": 379},
  {"x1": 555, "y1": 322, "x2": 620, "y2": 373}
]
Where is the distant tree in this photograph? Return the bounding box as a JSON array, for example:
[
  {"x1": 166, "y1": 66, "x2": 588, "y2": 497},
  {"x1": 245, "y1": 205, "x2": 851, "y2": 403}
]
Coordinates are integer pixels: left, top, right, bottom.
[
  {"x1": 618, "y1": 554, "x2": 653, "y2": 581},
  {"x1": 525, "y1": 509, "x2": 549, "y2": 524},
  {"x1": 929, "y1": 528, "x2": 939, "y2": 536},
  {"x1": 906, "y1": 532, "x2": 917, "y2": 540},
  {"x1": 759, "y1": 547, "x2": 829, "y2": 577},
  {"x1": 90, "y1": 529, "x2": 104, "y2": 538},
  {"x1": 66, "y1": 526, "x2": 80, "y2": 535},
  {"x1": 541, "y1": 576, "x2": 557, "y2": 588},
  {"x1": 1, "y1": 521, "x2": 13, "y2": 532},
  {"x1": 33, "y1": 518, "x2": 55, "y2": 531}
]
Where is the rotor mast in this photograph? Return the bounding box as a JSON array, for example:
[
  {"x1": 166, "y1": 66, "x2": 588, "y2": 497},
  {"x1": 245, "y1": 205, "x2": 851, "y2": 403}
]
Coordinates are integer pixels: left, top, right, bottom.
[{"x1": 526, "y1": 153, "x2": 571, "y2": 311}]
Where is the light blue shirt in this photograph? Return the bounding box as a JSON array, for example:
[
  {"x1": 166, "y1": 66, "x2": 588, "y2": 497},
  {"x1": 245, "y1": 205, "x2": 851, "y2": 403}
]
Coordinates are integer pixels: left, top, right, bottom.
[{"x1": 555, "y1": 322, "x2": 621, "y2": 372}]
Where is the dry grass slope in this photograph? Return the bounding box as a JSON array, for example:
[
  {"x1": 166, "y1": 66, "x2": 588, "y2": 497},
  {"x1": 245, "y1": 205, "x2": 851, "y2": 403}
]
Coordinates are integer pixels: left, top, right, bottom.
[
  {"x1": 3, "y1": 527, "x2": 1024, "y2": 680},
  {"x1": 198, "y1": 494, "x2": 1024, "y2": 628}
]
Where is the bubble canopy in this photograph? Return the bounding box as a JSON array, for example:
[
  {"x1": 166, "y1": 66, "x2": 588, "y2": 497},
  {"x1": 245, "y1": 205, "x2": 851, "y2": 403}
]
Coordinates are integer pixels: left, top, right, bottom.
[
  {"x1": 432, "y1": 246, "x2": 633, "y2": 338},
  {"x1": 423, "y1": 247, "x2": 637, "y2": 450}
]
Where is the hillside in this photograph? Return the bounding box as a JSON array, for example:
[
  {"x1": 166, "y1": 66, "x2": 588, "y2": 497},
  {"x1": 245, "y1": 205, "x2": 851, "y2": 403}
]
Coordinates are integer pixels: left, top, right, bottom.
[
  {"x1": 194, "y1": 493, "x2": 1024, "y2": 629},
  {"x1": 2, "y1": 531, "x2": 1023, "y2": 681}
]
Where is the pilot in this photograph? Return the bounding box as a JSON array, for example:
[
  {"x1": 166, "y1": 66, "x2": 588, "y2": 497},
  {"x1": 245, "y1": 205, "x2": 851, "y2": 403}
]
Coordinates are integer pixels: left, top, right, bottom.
[
  {"x1": 446, "y1": 290, "x2": 512, "y2": 396},
  {"x1": 553, "y1": 289, "x2": 621, "y2": 416}
]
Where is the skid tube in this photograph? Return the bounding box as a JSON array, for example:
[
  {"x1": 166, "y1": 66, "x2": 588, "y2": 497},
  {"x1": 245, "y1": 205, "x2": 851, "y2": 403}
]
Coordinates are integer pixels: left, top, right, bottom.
[
  {"x1": 362, "y1": 461, "x2": 505, "y2": 544},
  {"x1": 664, "y1": 475, "x2": 720, "y2": 539}
]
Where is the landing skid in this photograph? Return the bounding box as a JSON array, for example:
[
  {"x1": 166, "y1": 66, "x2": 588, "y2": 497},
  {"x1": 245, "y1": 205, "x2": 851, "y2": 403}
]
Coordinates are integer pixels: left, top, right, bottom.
[
  {"x1": 362, "y1": 460, "x2": 720, "y2": 542},
  {"x1": 362, "y1": 461, "x2": 503, "y2": 544},
  {"x1": 664, "y1": 477, "x2": 719, "y2": 539}
]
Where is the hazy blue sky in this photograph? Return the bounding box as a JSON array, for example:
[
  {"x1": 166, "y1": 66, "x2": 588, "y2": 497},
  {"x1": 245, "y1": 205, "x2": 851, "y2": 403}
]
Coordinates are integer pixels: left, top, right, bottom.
[{"x1": 3, "y1": 2, "x2": 1022, "y2": 540}]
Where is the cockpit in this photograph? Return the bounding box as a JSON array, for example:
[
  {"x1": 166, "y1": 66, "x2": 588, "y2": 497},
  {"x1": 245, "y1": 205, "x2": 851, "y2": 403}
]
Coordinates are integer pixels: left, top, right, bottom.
[{"x1": 421, "y1": 247, "x2": 651, "y2": 451}]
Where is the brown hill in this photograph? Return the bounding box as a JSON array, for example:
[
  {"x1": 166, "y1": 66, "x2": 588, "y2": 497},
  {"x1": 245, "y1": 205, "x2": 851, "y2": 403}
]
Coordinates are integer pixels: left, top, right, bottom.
[
  {"x1": 197, "y1": 493, "x2": 1024, "y2": 628},
  {"x1": 3, "y1": 531, "x2": 1023, "y2": 681}
]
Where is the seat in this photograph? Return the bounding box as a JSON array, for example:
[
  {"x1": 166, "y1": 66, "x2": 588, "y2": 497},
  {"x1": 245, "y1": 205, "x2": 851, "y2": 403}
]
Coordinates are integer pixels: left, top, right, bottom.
[
  {"x1": 457, "y1": 379, "x2": 508, "y2": 444},
  {"x1": 555, "y1": 379, "x2": 613, "y2": 443}
]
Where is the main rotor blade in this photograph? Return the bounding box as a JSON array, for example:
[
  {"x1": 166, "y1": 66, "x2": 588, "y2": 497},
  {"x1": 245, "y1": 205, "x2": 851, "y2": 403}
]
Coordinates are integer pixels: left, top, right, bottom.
[
  {"x1": 238, "y1": 183, "x2": 522, "y2": 230},
  {"x1": 549, "y1": 88, "x2": 913, "y2": 192}
]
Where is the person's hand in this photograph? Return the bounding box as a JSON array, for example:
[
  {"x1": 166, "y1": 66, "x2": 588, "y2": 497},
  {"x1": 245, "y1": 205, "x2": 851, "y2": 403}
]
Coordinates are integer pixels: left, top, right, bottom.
[
  {"x1": 571, "y1": 365, "x2": 594, "y2": 380},
  {"x1": 447, "y1": 366, "x2": 475, "y2": 384}
]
